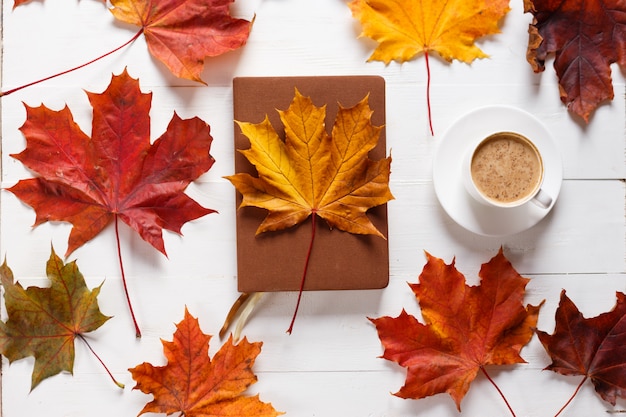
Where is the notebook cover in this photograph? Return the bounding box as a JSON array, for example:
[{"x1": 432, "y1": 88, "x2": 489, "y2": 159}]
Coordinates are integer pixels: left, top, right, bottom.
[{"x1": 232, "y1": 76, "x2": 389, "y2": 292}]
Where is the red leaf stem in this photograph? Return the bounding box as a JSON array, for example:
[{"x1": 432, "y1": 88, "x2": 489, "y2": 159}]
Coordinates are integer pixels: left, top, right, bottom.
[
  {"x1": 77, "y1": 334, "x2": 125, "y2": 389},
  {"x1": 424, "y1": 50, "x2": 434, "y2": 136},
  {"x1": 0, "y1": 28, "x2": 143, "y2": 97},
  {"x1": 481, "y1": 366, "x2": 517, "y2": 417},
  {"x1": 553, "y1": 376, "x2": 588, "y2": 417},
  {"x1": 115, "y1": 216, "x2": 141, "y2": 338},
  {"x1": 286, "y1": 213, "x2": 317, "y2": 334}
]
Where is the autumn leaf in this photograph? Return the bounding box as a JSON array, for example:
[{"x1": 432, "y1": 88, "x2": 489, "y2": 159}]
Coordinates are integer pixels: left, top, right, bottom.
[
  {"x1": 8, "y1": 69, "x2": 216, "y2": 337},
  {"x1": 225, "y1": 89, "x2": 393, "y2": 332},
  {"x1": 525, "y1": 0, "x2": 626, "y2": 122},
  {"x1": 537, "y1": 290, "x2": 626, "y2": 412},
  {"x1": 348, "y1": 0, "x2": 510, "y2": 134},
  {"x1": 129, "y1": 308, "x2": 283, "y2": 417},
  {"x1": 109, "y1": 0, "x2": 252, "y2": 83},
  {"x1": 370, "y1": 249, "x2": 541, "y2": 411},
  {"x1": 4, "y1": 0, "x2": 250, "y2": 95},
  {"x1": 8, "y1": 68, "x2": 215, "y2": 257},
  {"x1": 0, "y1": 247, "x2": 117, "y2": 390},
  {"x1": 348, "y1": 0, "x2": 510, "y2": 64},
  {"x1": 227, "y1": 89, "x2": 392, "y2": 237}
]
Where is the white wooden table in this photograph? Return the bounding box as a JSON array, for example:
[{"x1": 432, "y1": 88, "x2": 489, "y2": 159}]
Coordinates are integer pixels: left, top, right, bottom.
[{"x1": 1, "y1": 1, "x2": 624, "y2": 416}]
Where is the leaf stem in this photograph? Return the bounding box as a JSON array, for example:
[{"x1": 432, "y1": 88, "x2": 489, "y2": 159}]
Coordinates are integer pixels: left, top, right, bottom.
[
  {"x1": 77, "y1": 333, "x2": 125, "y2": 389},
  {"x1": 481, "y1": 366, "x2": 517, "y2": 417},
  {"x1": 0, "y1": 28, "x2": 144, "y2": 97},
  {"x1": 553, "y1": 376, "x2": 587, "y2": 417},
  {"x1": 424, "y1": 50, "x2": 434, "y2": 136},
  {"x1": 286, "y1": 213, "x2": 317, "y2": 334},
  {"x1": 115, "y1": 216, "x2": 142, "y2": 338}
]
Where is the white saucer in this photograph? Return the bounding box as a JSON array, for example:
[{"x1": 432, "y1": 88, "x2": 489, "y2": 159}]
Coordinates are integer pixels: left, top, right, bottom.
[{"x1": 433, "y1": 106, "x2": 563, "y2": 237}]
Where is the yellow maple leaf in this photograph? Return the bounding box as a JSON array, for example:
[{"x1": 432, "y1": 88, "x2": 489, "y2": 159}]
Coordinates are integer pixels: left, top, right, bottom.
[
  {"x1": 348, "y1": 0, "x2": 510, "y2": 134},
  {"x1": 349, "y1": 0, "x2": 510, "y2": 64},
  {"x1": 226, "y1": 89, "x2": 393, "y2": 238}
]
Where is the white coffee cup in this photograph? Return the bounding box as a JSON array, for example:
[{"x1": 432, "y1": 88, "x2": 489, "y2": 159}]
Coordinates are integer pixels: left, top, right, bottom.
[{"x1": 463, "y1": 131, "x2": 552, "y2": 209}]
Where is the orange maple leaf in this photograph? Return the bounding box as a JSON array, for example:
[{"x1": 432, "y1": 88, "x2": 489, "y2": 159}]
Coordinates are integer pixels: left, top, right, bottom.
[
  {"x1": 109, "y1": 0, "x2": 252, "y2": 83},
  {"x1": 129, "y1": 308, "x2": 283, "y2": 417},
  {"x1": 348, "y1": 0, "x2": 510, "y2": 134},
  {"x1": 370, "y1": 249, "x2": 542, "y2": 411},
  {"x1": 525, "y1": 0, "x2": 626, "y2": 122},
  {"x1": 226, "y1": 89, "x2": 393, "y2": 237}
]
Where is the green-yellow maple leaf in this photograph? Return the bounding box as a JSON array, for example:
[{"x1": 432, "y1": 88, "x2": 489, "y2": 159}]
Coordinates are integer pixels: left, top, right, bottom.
[{"x1": 0, "y1": 247, "x2": 114, "y2": 389}]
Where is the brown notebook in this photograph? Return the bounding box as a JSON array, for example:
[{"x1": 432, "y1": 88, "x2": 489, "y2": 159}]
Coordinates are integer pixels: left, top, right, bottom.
[{"x1": 232, "y1": 76, "x2": 389, "y2": 292}]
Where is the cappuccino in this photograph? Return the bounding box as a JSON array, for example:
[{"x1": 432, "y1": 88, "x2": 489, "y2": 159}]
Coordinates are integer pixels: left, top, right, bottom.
[{"x1": 470, "y1": 132, "x2": 543, "y2": 204}]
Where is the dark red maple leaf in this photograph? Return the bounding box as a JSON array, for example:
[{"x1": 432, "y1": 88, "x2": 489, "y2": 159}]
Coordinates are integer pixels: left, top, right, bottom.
[
  {"x1": 537, "y1": 290, "x2": 626, "y2": 409},
  {"x1": 525, "y1": 0, "x2": 626, "y2": 122},
  {"x1": 8, "y1": 68, "x2": 216, "y2": 257}
]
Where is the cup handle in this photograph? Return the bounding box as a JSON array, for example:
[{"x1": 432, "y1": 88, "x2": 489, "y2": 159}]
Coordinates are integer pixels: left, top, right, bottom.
[{"x1": 531, "y1": 188, "x2": 552, "y2": 209}]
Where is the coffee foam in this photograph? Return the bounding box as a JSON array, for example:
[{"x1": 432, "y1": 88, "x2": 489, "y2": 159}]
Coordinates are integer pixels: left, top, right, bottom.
[{"x1": 470, "y1": 133, "x2": 542, "y2": 203}]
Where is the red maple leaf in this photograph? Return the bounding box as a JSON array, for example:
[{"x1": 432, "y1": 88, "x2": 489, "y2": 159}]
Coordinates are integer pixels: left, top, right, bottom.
[
  {"x1": 370, "y1": 249, "x2": 541, "y2": 411},
  {"x1": 3, "y1": 0, "x2": 251, "y2": 98},
  {"x1": 537, "y1": 290, "x2": 626, "y2": 409},
  {"x1": 7, "y1": 69, "x2": 216, "y2": 337},
  {"x1": 109, "y1": 0, "x2": 253, "y2": 83},
  {"x1": 525, "y1": 0, "x2": 626, "y2": 122},
  {"x1": 8, "y1": 68, "x2": 216, "y2": 257}
]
